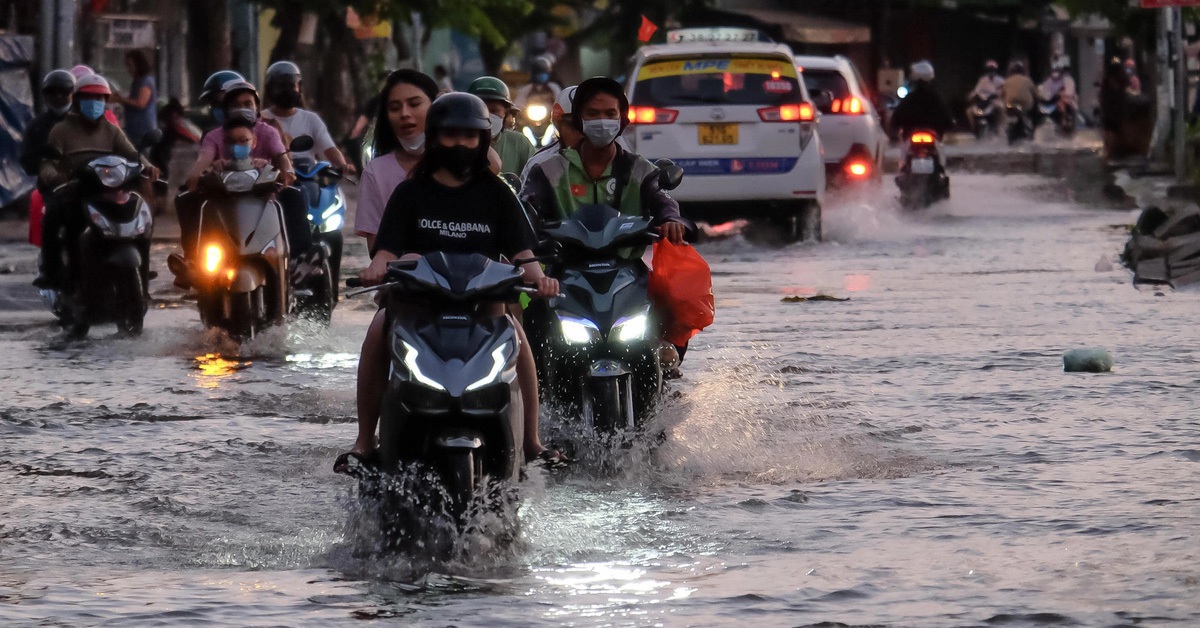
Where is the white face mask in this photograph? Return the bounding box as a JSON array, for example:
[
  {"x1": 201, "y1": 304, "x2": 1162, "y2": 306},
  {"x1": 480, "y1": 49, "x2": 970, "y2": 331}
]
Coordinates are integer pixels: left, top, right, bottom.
[
  {"x1": 489, "y1": 114, "x2": 504, "y2": 139},
  {"x1": 582, "y1": 118, "x2": 622, "y2": 147},
  {"x1": 400, "y1": 132, "x2": 425, "y2": 154}
]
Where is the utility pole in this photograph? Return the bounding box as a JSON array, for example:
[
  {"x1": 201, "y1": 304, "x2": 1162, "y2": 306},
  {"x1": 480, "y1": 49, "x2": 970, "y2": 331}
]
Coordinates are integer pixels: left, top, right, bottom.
[{"x1": 1173, "y1": 6, "x2": 1188, "y2": 181}]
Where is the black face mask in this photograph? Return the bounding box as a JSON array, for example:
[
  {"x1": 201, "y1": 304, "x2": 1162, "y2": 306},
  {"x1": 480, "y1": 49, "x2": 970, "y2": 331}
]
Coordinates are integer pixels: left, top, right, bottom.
[
  {"x1": 439, "y1": 145, "x2": 479, "y2": 180},
  {"x1": 271, "y1": 87, "x2": 301, "y2": 109}
]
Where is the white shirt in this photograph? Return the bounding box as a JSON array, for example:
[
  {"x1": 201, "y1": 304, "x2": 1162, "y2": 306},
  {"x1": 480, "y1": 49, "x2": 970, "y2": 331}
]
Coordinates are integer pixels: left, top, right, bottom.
[{"x1": 262, "y1": 108, "x2": 336, "y2": 161}]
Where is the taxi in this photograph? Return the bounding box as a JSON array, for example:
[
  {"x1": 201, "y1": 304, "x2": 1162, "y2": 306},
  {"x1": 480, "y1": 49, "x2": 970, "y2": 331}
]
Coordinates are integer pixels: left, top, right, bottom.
[{"x1": 624, "y1": 28, "x2": 826, "y2": 241}]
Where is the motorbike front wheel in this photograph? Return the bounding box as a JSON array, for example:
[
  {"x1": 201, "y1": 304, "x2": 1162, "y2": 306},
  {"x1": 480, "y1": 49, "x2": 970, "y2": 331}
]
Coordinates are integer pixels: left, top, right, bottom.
[
  {"x1": 116, "y1": 268, "x2": 146, "y2": 335},
  {"x1": 442, "y1": 449, "x2": 479, "y2": 525}
]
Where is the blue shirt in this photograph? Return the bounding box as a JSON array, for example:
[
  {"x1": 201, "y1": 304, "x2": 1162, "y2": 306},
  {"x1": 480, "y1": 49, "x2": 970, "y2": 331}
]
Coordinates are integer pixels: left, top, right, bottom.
[{"x1": 124, "y1": 75, "x2": 158, "y2": 145}]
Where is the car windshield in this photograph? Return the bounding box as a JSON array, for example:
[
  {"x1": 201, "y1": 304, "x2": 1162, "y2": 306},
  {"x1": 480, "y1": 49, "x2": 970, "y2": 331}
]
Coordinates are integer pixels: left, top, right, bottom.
[
  {"x1": 632, "y1": 57, "x2": 802, "y2": 107},
  {"x1": 802, "y1": 69, "x2": 852, "y2": 114}
]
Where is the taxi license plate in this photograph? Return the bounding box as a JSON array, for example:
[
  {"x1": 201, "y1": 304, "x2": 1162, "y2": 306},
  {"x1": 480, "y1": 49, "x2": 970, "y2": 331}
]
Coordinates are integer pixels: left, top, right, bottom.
[
  {"x1": 698, "y1": 123, "x2": 738, "y2": 145},
  {"x1": 911, "y1": 157, "x2": 935, "y2": 174}
]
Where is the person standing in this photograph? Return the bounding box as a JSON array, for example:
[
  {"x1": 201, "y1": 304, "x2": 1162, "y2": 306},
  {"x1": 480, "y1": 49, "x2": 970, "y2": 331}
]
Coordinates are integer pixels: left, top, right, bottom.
[{"x1": 116, "y1": 49, "x2": 157, "y2": 147}]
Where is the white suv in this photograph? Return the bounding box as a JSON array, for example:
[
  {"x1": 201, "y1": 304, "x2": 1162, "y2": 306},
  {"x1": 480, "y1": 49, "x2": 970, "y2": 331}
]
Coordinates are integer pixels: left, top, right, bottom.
[
  {"x1": 624, "y1": 30, "x2": 826, "y2": 241},
  {"x1": 793, "y1": 55, "x2": 888, "y2": 188}
]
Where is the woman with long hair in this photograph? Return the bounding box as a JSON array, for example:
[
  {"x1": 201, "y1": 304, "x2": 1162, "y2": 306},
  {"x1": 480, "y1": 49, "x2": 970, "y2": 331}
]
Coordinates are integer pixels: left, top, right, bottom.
[{"x1": 117, "y1": 49, "x2": 157, "y2": 146}]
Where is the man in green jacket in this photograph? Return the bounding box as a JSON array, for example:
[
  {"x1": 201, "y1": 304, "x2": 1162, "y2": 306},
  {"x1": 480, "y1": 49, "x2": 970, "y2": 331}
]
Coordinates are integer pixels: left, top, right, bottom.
[{"x1": 468, "y1": 76, "x2": 534, "y2": 176}]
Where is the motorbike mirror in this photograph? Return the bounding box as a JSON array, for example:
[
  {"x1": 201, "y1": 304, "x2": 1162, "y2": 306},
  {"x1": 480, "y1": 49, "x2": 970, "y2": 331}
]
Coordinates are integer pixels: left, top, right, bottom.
[
  {"x1": 139, "y1": 129, "x2": 164, "y2": 152},
  {"x1": 500, "y1": 171, "x2": 522, "y2": 191},
  {"x1": 654, "y1": 158, "x2": 684, "y2": 191},
  {"x1": 289, "y1": 135, "x2": 315, "y2": 153}
]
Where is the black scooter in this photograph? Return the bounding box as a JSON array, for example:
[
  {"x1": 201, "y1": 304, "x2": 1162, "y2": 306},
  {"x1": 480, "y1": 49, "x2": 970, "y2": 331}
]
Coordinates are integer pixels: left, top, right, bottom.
[
  {"x1": 529, "y1": 206, "x2": 671, "y2": 433},
  {"x1": 895, "y1": 129, "x2": 950, "y2": 210},
  {"x1": 288, "y1": 135, "x2": 343, "y2": 323},
  {"x1": 1006, "y1": 103, "x2": 1035, "y2": 144},
  {"x1": 344, "y1": 253, "x2": 533, "y2": 537},
  {"x1": 44, "y1": 150, "x2": 160, "y2": 338}
]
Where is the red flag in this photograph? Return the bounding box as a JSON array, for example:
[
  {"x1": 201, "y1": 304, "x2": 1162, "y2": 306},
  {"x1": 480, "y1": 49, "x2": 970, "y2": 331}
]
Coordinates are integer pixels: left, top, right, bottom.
[{"x1": 637, "y1": 15, "x2": 658, "y2": 43}]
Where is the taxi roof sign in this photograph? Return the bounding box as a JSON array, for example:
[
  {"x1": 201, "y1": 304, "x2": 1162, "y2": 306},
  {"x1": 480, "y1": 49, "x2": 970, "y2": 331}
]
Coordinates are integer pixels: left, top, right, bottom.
[{"x1": 667, "y1": 27, "x2": 768, "y2": 44}]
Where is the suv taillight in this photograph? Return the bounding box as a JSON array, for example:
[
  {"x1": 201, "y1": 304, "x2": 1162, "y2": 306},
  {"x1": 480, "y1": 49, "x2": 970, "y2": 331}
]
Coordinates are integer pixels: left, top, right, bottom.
[
  {"x1": 758, "y1": 103, "x2": 814, "y2": 122},
  {"x1": 831, "y1": 97, "x2": 863, "y2": 115},
  {"x1": 627, "y1": 106, "x2": 678, "y2": 125}
]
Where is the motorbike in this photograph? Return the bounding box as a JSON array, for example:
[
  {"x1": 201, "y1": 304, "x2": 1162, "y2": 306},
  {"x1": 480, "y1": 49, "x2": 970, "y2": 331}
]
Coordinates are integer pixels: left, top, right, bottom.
[
  {"x1": 968, "y1": 94, "x2": 1000, "y2": 139},
  {"x1": 895, "y1": 130, "x2": 950, "y2": 210},
  {"x1": 1039, "y1": 97, "x2": 1076, "y2": 137},
  {"x1": 343, "y1": 253, "x2": 532, "y2": 537},
  {"x1": 1006, "y1": 103, "x2": 1035, "y2": 145},
  {"x1": 289, "y1": 136, "x2": 346, "y2": 322},
  {"x1": 167, "y1": 162, "x2": 290, "y2": 340},
  {"x1": 42, "y1": 149, "x2": 161, "y2": 338},
  {"x1": 529, "y1": 205, "x2": 671, "y2": 434},
  {"x1": 520, "y1": 92, "x2": 556, "y2": 149}
]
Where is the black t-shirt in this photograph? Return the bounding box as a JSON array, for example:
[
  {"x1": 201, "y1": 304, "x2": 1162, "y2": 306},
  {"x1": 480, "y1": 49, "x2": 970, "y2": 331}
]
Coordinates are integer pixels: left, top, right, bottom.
[{"x1": 372, "y1": 173, "x2": 537, "y2": 261}]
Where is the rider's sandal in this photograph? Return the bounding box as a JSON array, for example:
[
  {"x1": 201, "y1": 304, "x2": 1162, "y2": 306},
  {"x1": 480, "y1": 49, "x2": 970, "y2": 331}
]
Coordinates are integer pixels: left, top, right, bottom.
[
  {"x1": 537, "y1": 449, "x2": 572, "y2": 470},
  {"x1": 333, "y1": 451, "x2": 372, "y2": 476}
]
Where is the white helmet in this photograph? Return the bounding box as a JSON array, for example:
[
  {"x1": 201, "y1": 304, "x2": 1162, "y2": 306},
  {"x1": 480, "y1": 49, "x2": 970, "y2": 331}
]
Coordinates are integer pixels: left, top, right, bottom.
[{"x1": 910, "y1": 60, "x2": 935, "y2": 82}]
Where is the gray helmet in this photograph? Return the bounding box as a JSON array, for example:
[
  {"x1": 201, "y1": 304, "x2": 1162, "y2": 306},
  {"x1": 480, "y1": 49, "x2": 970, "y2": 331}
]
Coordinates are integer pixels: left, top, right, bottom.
[
  {"x1": 265, "y1": 60, "x2": 301, "y2": 85},
  {"x1": 221, "y1": 79, "x2": 261, "y2": 109},
  {"x1": 910, "y1": 60, "x2": 935, "y2": 82},
  {"x1": 426, "y1": 92, "x2": 491, "y2": 134},
  {"x1": 42, "y1": 69, "x2": 76, "y2": 92}
]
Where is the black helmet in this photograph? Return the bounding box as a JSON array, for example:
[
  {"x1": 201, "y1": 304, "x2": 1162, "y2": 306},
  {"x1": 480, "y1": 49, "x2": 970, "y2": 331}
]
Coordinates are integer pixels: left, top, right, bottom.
[
  {"x1": 425, "y1": 92, "x2": 491, "y2": 134},
  {"x1": 265, "y1": 60, "x2": 301, "y2": 85},
  {"x1": 200, "y1": 70, "x2": 244, "y2": 102},
  {"x1": 571, "y1": 77, "x2": 629, "y2": 132},
  {"x1": 42, "y1": 69, "x2": 76, "y2": 92},
  {"x1": 532, "y1": 56, "x2": 553, "y2": 74}
]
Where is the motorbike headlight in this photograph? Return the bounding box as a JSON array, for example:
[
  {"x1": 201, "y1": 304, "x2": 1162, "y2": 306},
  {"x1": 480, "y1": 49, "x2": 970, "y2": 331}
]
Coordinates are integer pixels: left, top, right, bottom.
[
  {"x1": 527, "y1": 104, "x2": 548, "y2": 123},
  {"x1": 322, "y1": 214, "x2": 343, "y2": 233},
  {"x1": 203, "y1": 244, "x2": 223, "y2": 274},
  {"x1": 558, "y1": 315, "x2": 600, "y2": 345},
  {"x1": 321, "y1": 194, "x2": 345, "y2": 232},
  {"x1": 466, "y1": 345, "x2": 511, "y2": 392},
  {"x1": 401, "y1": 341, "x2": 445, "y2": 391},
  {"x1": 86, "y1": 205, "x2": 118, "y2": 237},
  {"x1": 223, "y1": 170, "x2": 257, "y2": 193},
  {"x1": 611, "y1": 311, "x2": 650, "y2": 343},
  {"x1": 94, "y1": 163, "x2": 127, "y2": 188}
]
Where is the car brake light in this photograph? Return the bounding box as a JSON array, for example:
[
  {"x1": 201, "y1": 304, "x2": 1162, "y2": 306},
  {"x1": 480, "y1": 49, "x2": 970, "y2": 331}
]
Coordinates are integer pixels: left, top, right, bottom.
[
  {"x1": 911, "y1": 131, "x2": 936, "y2": 144},
  {"x1": 846, "y1": 161, "x2": 870, "y2": 178},
  {"x1": 758, "y1": 103, "x2": 814, "y2": 122},
  {"x1": 627, "y1": 106, "x2": 678, "y2": 125}
]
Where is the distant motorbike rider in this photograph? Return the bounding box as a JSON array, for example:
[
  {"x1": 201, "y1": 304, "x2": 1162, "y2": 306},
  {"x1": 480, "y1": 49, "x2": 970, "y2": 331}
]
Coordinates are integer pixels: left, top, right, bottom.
[
  {"x1": 1001, "y1": 60, "x2": 1037, "y2": 114},
  {"x1": 261, "y1": 60, "x2": 355, "y2": 174},
  {"x1": 889, "y1": 61, "x2": 954, "y2": 139},
  {"x1": 519, "y1": 85, "x2": 583, "y2": 182},
  {"x1": 198, "y1": 69, "x2": 245, "y2": 130},
  {"x1": 21, "y1": 70, "x2": 76, "y2": 195},
  {"x1": 468, "y1": 76, "x2": 534, "y2": 175},
  {"x1": 970, "y1": 60, "x2": 1004, "y2": 100},
  {"x1": 34, "y1": 74, "x2": 160, "y2": 289},
  {"x1": 1038, "y1": 61, "x2": 1078, "y2": 124},
  {"x1": 514, "y1": 56, "x2": 562, "y2": 111}
]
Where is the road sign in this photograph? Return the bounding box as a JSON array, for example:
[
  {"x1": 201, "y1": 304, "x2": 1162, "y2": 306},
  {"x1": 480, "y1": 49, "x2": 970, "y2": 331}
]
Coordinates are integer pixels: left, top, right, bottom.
[{"x1": 1142, "y1": 0, "x2": 1200, "y2": 8}]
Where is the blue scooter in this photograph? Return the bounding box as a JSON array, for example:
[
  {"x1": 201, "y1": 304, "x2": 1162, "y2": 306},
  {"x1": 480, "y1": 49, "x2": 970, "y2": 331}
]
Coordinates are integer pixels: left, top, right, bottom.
[{"x1": 290, "y1": 136, "x2": 351, "y2": 321}]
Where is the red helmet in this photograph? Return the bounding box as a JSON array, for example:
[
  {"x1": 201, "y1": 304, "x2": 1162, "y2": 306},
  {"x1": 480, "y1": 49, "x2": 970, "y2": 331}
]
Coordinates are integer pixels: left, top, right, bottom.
[{"x1": 75, "y1": 73, "x2": 112, "y2": 97}]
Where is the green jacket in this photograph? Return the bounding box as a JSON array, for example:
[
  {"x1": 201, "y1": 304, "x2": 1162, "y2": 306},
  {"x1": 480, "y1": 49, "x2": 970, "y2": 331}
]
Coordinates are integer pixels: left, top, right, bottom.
[
  {"x1": 493, "y1": 129, "x2": 534, "y2": 176},
  {"x1": 520, "y1": 144, "x2": 681, "y2": 223}
]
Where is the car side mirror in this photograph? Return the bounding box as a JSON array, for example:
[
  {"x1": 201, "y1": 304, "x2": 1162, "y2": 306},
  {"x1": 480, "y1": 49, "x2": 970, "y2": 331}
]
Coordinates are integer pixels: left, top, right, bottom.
[
  {"x1": 811, "y1": 89, "x2": 833, "y2": 109},
  {"x1": 289, "y1": 135, "x2": 315, "y2": 153},
  {"x1": 654, "y1": 158, "x2": 684, "y2": 191}
]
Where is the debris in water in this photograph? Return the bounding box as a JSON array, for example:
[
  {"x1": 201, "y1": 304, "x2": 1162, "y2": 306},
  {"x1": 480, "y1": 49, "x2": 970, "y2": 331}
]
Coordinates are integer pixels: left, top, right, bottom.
[
  {"x1": 1094, "y1": 255, "x2": 1113, "y2": 272},
  {"x1": 1063, "y1": 348, "x2": 1113, "y2": 373},
  {"x1": 782, "y1": 295, "x2": 849, "y2": 303}
]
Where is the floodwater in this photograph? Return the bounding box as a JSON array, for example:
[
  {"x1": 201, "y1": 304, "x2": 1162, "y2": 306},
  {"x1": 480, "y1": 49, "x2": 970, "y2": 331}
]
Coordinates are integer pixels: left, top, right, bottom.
[{"x1": 1, "y1": 174, "x2": 1197, "y2": 626}]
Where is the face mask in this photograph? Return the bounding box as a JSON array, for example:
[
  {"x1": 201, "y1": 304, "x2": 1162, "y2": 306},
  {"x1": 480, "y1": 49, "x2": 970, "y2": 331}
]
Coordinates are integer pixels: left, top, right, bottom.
[
  {"x1": 535, "y1": 72, "x2": 550, "y2": 84},
  {"x1": 49, "y1": 103, "x2": 71, "y2": 116},
  {"x1": 582, "y1": 119, "x2": 622, "y2": 147},
  {"x1": 489, "y1": 114, "x2": 504, "y2": 139},
  {"x1": 79, "y1": 100, "x2": 106, "y2": 121},
  {"x1": 400, "y1": 132, "x2": 425, "y2": 154},
  {"x1": 212, "y1": 108, "x2": 226, "y2": 125},
  {"x1": 231, "y1": 144, "x2": 252, "y2": 160},
  {"x1": 440, "y1": 145, "x2": 478, "y2": 180},
  {"x1": 229, "y1": 108, "x2": 257, "y2": 122},
  {"x1": 273, "y1": 88, "x2": 301, "y2": 109}
]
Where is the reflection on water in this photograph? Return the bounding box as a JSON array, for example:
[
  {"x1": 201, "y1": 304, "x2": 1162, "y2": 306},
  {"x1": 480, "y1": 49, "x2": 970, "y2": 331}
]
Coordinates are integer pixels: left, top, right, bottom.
[{"x1": 192, "y1": 353, "x2": 252, "y2": 389}]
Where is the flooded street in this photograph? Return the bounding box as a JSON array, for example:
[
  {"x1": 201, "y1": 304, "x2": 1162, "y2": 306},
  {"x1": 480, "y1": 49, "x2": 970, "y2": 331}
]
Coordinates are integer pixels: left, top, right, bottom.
[{"x1": 2, "y1": 173, "x2": 1198, "y2": 626}]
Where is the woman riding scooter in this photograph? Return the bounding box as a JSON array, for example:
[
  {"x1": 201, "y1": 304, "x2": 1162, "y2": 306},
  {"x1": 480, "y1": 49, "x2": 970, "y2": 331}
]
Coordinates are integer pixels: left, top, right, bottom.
[{"x1": 342, "y1": 92, "x2": 564, "y2": 470}]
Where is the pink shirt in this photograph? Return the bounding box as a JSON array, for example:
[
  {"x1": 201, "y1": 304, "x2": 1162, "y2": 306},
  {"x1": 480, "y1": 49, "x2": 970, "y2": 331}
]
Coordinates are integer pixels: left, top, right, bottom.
[
  {"x1": 200, "y1": 120, "x2": 288, "y2": 161},
  {"x1": 355, "y1": 151, "x2": 410, "y2": 236}
]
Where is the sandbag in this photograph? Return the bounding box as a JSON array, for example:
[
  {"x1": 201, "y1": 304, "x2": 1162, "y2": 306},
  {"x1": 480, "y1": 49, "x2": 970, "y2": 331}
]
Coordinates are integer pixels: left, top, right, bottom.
[{"x1": 648, "y1": 240, "x2": 714, "y2": 346}]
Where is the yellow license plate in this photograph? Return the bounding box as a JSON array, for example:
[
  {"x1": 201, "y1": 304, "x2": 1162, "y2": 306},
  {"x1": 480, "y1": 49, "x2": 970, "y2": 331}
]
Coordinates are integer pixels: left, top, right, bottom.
[{"x1": 698, "y1": 123, "x2": 739, "y2": 145}]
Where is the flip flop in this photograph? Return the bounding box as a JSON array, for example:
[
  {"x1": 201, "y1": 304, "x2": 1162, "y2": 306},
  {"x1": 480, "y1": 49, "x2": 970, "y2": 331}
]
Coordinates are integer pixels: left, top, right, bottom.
[
  {"x1": 537, "y1": 449, "x2": 572, "y2": 470},
  {"x1": 333, "y1": 451, "x2": 373, "y2": 476}
]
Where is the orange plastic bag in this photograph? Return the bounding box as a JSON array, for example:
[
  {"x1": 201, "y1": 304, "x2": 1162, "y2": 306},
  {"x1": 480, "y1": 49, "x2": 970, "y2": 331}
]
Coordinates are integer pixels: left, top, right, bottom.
[{"x1": 648, "y1": 240, "x2": 714, "y2": 346}]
